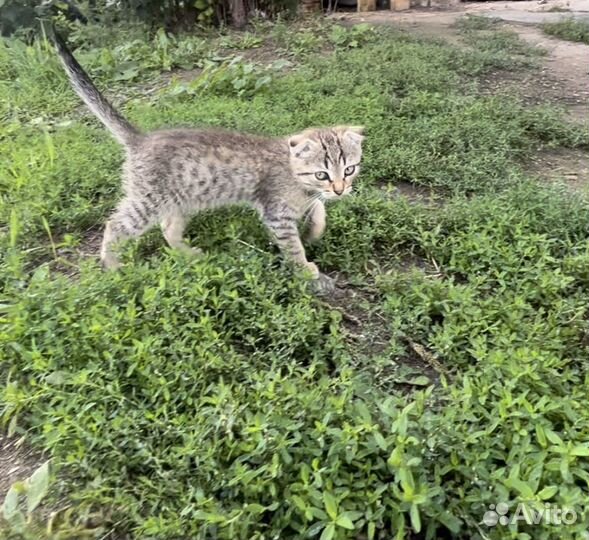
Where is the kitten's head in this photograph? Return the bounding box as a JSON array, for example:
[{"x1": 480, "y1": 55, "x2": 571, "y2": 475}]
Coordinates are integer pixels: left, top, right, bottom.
[{"x1": 288, "y1": 126, "x2": 364, "y2": 200}]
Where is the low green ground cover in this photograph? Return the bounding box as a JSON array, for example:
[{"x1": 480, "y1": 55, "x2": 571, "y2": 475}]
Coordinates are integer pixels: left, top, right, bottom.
[{"x1": 1, "y1": 17, "x2": 588, "y2": 540}]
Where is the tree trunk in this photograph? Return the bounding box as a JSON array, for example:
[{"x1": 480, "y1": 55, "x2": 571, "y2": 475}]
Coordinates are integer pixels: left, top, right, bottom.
[{"x1": 231, "y1": 0, "x2": 247, "y2": 29}]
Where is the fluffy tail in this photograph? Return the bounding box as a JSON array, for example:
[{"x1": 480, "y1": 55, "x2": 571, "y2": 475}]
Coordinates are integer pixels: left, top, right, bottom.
[{"x1": 48, "y1": 28, "x2": 140, "y2": 146}]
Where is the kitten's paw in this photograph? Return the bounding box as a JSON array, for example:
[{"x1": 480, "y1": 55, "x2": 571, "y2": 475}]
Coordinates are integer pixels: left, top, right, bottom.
[
  {"x1": 303, "y1": 262, "x2": 320, "y2": 279},
  {"x1": 185, "y1": 246, "x2": 203, "y2": 257},
  {"x1": 101, "y1": 254, "x2": 122, "y2": 271},
  {"x1": 309, "y1": 272, "x2": 337, "y2": 296},
  {"x1": 173, "y1": 244, "x2": 203, "y2": 257}
]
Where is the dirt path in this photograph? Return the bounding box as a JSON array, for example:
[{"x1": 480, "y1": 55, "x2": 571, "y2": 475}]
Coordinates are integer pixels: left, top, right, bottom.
[
  {"x1": 336, "y1": 1, "x2": 589, "y2": 113},
  {"x1": 510, "y1": 24, "x2": 588, "y2": 112},
  {"x1": 0, "y1": 435, "x2": 44, "y2": 501},
  {"x1": 334, "y1": 0, "x2": 589, "y2": 184}
]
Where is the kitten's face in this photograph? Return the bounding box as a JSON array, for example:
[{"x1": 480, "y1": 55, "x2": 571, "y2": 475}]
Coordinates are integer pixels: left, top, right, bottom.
[{"x1": 288, "y1": 126, "x2": 364, "y2": 200}]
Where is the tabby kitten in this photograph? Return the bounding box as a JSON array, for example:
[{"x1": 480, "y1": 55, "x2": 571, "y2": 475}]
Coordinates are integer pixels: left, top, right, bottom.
[{"x1": 51, "y1": 30, "x2": 364, "y2": 283}]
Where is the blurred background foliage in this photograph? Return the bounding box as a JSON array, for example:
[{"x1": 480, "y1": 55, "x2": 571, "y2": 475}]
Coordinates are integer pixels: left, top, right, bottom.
[{"x1": 0, "y1": 0, "x2": 300, "y2": 38}]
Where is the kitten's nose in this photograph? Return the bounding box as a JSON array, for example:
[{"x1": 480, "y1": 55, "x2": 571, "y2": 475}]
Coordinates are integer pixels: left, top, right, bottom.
[{"x1": 333, "y1": 182, "x2": 345, "y2": 196}]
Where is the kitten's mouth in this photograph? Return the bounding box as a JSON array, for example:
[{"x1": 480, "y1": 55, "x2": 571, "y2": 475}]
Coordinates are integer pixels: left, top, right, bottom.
[{"x1": 323, "y1": 188, "x2": 352, "y2": 200}]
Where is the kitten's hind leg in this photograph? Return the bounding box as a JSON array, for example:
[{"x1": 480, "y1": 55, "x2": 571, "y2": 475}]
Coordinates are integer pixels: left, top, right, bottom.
[
  {"x1": 101, "y1": 198, "x2": 156, "y2": 269},
  {"x1": 161, "y1": 213, "x2": 201, "y2": 256}
]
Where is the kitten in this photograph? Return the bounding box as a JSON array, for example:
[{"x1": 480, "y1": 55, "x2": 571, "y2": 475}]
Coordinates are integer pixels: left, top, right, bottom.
[{"x1": 50, "y1": 30, "x2": 364, "y2": 284}]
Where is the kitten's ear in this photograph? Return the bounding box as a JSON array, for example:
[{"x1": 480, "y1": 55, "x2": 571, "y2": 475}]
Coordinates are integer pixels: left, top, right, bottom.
[
  {"x1": 288, "y1": 133, "x2": 319, "y2": 159},
  {"x1": 343, "y1": 126, "x2": 365, "y2": 145}
]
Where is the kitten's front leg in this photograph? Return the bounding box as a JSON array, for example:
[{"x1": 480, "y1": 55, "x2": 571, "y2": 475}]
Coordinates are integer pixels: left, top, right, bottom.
[
  {"x1": 304, "y1": 200, "x2": 326, "y2": 243},
  {"x1": 262, "y1": 204, "x2": 319, "y2": 278}
]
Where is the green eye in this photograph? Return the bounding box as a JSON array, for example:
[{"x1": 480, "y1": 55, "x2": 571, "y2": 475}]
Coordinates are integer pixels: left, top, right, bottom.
[
  {"x1": 315, "y1": 171, "x2": 330, "y2": 181},
  {"x1": 344, "y1": 165, "x2": 356, "y2": 176}
]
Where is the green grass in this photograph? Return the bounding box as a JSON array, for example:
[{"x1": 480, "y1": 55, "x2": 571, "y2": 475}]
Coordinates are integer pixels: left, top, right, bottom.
[
  {"x1": 454, "y1": 15, "x2": 502, "y2": 31},
  {"x1": 455, "y1": 15, "x2": 546, "y2": 70},
  {"x1": 542, "y1": 18, "x2": 589, "y2": 44},
  {"x1": 2, "y1": 18, "x2": 589, "y2": 540},
  {"x1": 546, "y1": 6, "x2": 571, "y2": 13}
]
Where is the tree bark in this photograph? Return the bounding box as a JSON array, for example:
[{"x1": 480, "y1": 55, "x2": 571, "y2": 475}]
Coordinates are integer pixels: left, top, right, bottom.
[{"x1": 230, "y1": 0, "x2": 247, "y2": 29}]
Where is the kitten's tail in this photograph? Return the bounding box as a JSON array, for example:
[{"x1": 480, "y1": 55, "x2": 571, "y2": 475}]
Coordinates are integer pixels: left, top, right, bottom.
[{"x1": 48, "y1": 27, "x2": 141, "y2": 146}]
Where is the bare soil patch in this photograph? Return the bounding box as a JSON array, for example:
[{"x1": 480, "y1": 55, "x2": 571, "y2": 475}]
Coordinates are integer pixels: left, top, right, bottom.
[
  {"x1": 528, "y1": 147, "x2": 589, "y2": 186},
  {"x1": 507, "y1": 24, "x2": 589, "y2": 112},
  {"x1": 336, "y1": 2, "x2": 588, "y2": 187},
  {"x1": 0, "y1": 435, "x2": 44, "y2": 500}
]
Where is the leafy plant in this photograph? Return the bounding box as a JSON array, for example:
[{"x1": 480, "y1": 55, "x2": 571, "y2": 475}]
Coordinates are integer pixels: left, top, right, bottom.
[
  {"x1": 282, "y1": 30, "x2": 325, "y2": 58},
  {"x1": 167, "y1": 56, "x2": 291, "y2": 98},
  {"x1": 76, "y1": 28, "x2": 210, "y2": 81},
  {"x1": 218, "y1": 32, "x2": 264, "y2": 50},
  {"x1": 542, "y1": 18, "x2": 589, "y2": 44},
  {"x1": 329, "y1": 23, "x2": 376, "y2": 49},
  {"x1": 1, "y1": 461, "x2": 50, "y2": 535},
  {"x1": 0, "y1": 0, "x2": 88, "y2": 38}
]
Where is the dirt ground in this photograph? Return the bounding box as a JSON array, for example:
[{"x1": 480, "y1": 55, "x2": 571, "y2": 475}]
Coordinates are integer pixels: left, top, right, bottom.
[
  {"x1": 0, "y1": 435, "x2": 45, "y2": 502},
  {"x1": 335, "y1": 0, "x2": 589, "y2": 185},
  {"x1": 2, "y1": 0, "x2": 588, "y2": 510}
]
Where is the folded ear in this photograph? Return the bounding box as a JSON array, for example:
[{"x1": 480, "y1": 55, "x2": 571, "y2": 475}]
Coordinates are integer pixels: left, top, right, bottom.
[
  {"x1": 288, "y1": 132, "x2": 319, "y2": 159},
  {"x1": 342, "y1": 126, "x2": 365, "y2": 145}
]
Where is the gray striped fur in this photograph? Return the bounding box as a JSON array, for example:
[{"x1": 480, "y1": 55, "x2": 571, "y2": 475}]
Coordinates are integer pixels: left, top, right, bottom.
[{"x1": 50, "y1": 30, "x2": 365, "y2": 278}]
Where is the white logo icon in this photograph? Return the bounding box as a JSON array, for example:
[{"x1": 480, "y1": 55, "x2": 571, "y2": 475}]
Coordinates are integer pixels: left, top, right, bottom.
[{"x1": 482, "y1": 502, "x2": 510, "y2": 526}]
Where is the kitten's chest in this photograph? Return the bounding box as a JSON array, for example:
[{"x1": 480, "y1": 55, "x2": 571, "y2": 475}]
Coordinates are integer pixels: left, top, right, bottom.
[{"x1": 291, "y1": 191, "x2": 316, "y2": 218}]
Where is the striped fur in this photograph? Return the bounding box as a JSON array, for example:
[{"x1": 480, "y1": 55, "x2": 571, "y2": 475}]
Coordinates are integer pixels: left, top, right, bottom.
[
  {"x1": 51, "y1": 29, "x2": 140, "y2": 145},
  {"x1": 49, "y1": 29, "x2": 365, "y2": 280}
]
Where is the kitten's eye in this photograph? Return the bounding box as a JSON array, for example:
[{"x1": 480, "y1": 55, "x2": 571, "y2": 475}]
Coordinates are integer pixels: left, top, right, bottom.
[
  {"x1": 315, "y1": 171, "x2": 330, "y2": 181},
  {"x1": 344, "y1": 165, "x2": 356, "y2": 176}
]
